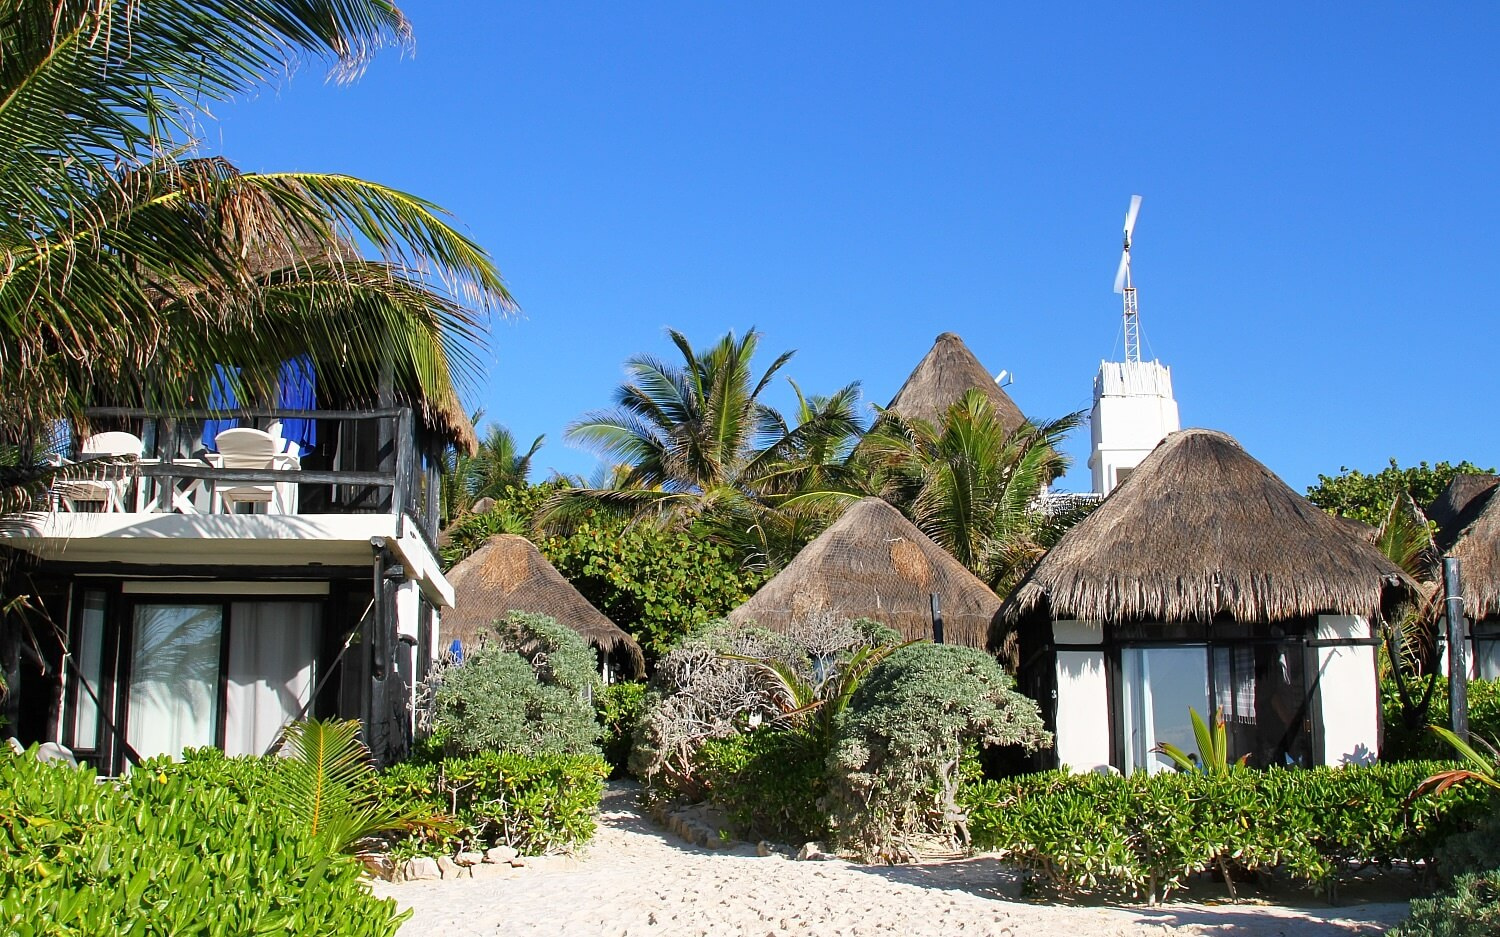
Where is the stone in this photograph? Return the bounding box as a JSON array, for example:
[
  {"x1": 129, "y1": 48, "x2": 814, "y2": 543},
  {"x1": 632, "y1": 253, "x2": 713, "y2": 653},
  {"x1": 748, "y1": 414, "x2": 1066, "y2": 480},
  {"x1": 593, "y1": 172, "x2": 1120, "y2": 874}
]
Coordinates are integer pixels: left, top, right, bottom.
[
  {"x1": 454, "y1": 851, "x2": 483, "y2": 867},
  {"x1": 361, "y1": 855, "x2": 395, "y2": 881},
  {"x1": 469, "y1": 861, "x2": 510, "y2": 880},
  {"x1": 436, "y1": 855, "x2": 468, "y2": 879},
  {"x1": 402, "y1": 857, "x2": 441, "y2": 881},
  {"x1": 756, "y1": 841, "x2": 777, "y2": 857},
  {"x1": 796, "y1": 842, "x2": 833, "y2": 861},
  {"x1": 508, "y1": 855, "x2": 527, "y2": 867},
  {"x1": 485, "y1": 845, "x2": 519, "y2": 864}
]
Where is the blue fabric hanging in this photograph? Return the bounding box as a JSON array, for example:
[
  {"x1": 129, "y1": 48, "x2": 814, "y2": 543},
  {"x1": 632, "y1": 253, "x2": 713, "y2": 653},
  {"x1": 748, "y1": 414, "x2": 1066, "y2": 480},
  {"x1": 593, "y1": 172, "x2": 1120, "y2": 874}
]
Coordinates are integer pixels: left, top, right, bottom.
[
  {"x1": 201, "y1": 365, "x2": 239, "y2": 451},
  {"x1": 276, "y1": 356, "x2": 317, "y2": 456}
]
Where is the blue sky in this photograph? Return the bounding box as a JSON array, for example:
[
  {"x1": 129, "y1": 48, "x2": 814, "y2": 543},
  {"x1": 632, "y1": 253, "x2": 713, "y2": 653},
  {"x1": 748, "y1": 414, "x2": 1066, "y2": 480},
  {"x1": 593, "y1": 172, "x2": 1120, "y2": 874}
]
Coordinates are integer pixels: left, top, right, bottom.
[{"x1": 209, "y1": 3, "x2": 1500, "y2": 492}]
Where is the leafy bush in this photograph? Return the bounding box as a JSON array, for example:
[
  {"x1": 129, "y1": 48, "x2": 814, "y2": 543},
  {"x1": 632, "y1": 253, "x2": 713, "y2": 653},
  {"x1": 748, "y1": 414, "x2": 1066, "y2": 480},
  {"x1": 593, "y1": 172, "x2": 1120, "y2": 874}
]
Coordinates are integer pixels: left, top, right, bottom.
[
  {"x1": 428, "y1": 612, "x2": 602, "y2": 757},
  {"x1": 827, "y1": 643, "x2": 1050, "y2": 861},
  {"x1": 1383, "y1": 676, "x2": 1500, "y2": 761},
  {"x1": 596, "y1": 681, "x2": 648, "y2": 777},
  {"x1": 965, "y1": 762, "x2": 1492, "y2": 902},
  {"x1": 696, "y1": 728, "x2": 830, "y2": 843},
  {"x1": 1306, "y1": 459, "x2": 1493, "y2": 527},
  {"x1": 0, "y1": 746, "x2": 406, "y2": 937},
  {"x1": 1392, "y1": 869, "x2": 1500, "y2": 937},
  {"x1": 378, "y1": 751, "x2": 607, "y2": 859}
]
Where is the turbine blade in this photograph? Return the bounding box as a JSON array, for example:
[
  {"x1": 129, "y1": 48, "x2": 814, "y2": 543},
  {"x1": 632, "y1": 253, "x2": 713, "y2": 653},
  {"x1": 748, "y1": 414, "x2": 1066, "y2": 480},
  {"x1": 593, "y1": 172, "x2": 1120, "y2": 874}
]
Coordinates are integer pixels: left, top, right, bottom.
[
  {"x1": 1124, "y1": 194, "x2": 1142, "y2": 236},
  {"x1": 1113, "y1": 250, "x2": 1129, "y2": 293}
]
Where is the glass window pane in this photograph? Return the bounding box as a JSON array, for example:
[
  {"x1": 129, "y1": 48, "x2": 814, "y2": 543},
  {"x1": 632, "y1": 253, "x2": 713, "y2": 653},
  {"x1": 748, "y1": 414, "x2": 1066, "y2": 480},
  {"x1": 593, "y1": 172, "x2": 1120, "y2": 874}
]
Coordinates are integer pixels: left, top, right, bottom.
[
  {"x1": 1122, "y1": 646, "x2": 1209, "y2": 774},
  {"x1": 127, "y1": 604, "x2": 222, "y2": 760},
  {"x1": 70, "y1": 591, "x2": 108, "y2": 750},
  {"x1": 224, "y1": 602, "x2": 317, "y2": 757}
]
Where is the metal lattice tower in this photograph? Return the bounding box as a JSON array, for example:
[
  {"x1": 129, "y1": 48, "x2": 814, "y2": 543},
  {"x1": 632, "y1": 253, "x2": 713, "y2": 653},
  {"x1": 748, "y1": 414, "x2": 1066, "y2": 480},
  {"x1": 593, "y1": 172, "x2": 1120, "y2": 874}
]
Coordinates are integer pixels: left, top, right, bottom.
[{"x1": 1112, "y1": 195, "x2": 1143, "y2": 364}]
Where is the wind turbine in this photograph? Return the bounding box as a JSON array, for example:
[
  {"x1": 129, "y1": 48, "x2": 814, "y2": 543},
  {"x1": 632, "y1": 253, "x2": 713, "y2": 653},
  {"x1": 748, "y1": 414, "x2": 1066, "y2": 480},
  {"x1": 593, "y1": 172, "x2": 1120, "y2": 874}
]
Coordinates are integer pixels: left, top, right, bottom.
[{"x1": 1112, "y1": 195, "x2": 1143, "y2": 363}]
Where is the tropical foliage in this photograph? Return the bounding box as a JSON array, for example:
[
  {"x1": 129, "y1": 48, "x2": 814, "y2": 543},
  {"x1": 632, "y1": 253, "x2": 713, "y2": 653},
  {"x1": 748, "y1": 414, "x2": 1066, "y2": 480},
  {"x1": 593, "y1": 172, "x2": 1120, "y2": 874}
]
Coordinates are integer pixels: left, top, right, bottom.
[
  {"x1": 545, "y1": 328, "x2": 865, "y2": 570},
  {"x1": 1307, "y1": 459, "x2": 1493, "y2": 527},
  {"x1": 442, "y1": 416, "x2": 545, "y2": 522},
  {"x1": 1152, "y1": 707, "x2": 1248, "y2": 775},
  {"x1": 861, "y1": 389, "x2": 1084, "y2": 592},
  {"x1": 0, "y1": 0, "x2": 508, "y2": 486}
]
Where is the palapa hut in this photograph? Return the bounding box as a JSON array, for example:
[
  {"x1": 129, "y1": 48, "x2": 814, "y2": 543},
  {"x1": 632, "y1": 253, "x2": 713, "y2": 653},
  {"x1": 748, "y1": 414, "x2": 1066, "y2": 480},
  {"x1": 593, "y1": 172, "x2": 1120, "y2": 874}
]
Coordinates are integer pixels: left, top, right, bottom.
[
  {"x1": 1428, "y1": 474, "x2": 1500, "y2": 678},
  {"x1": 443, "y1": 535, "x2": 645, "y2": 680},
  {"x1": 884, "y1": 332, "x2": 1026, "y2": 435},
  {"x1": 999, "y1": 429, "x2": 1412, "y2": 775},
  {"x1": 729, "y1": 497, "x2": 1002, "y2": 646}
]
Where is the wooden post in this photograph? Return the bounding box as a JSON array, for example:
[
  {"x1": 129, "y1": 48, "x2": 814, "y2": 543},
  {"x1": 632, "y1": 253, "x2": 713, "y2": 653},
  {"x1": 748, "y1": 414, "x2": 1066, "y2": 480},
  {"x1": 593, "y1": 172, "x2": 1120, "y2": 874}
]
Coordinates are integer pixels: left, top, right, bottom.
[{"x1": 394, "y1": 408, "x2": 414, "y2": 520}]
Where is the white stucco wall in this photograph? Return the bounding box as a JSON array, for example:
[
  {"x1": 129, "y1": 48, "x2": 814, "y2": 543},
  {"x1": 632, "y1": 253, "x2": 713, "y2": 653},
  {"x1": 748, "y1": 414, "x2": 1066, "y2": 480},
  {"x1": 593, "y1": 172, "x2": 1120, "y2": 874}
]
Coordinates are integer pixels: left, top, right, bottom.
[
  {"x1": 1051, "y1": 620, "x2": 1112, "y2": 772},
  {"x1": 1315, "y1": 615, "x2": 1379, "y2": 766},
  {"x1": 1088, "y1": 360, "x2": 1180, "y2": 496}
]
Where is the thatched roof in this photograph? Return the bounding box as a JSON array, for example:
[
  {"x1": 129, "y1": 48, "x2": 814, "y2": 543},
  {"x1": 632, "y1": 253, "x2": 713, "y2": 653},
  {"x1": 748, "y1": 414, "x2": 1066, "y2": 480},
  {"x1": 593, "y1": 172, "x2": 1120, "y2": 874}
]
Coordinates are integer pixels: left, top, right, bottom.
[
  {"x1": 1428, "y1": 474, "x2": 1499, "y2": 553},
  {"x1": 1332, "y1": 514, "x2": 1378, "y2": 544},
  {"x1": 728, "y1": 497, "x2": 1002, "y2": 646},
  {"x1": 1002, "y1": 429, "x2": 1412, "y2": 627},
  {"x1": 885, "y1": 332, "x2": 1026, "y2": 434},
  {"x1": 1431, "y1": 475, "x2": 1500, "y2": 619},
  {"x1": 443, "y1": 535, "x2": 644, "y2": 677}
]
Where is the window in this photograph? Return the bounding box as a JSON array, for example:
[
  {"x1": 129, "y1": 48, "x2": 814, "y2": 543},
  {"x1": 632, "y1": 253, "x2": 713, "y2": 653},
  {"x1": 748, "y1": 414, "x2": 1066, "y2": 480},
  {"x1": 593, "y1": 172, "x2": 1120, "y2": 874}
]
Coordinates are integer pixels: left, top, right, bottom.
[
  {"x1": 1474, "y1": 621, "x2": 1500, "y2": 680},
  {"x1": 1121, "y1": 646, "x2": 1209, "y2": 774},
  {"x1": 127, "y1": 603, "x2": 224, "y2": 759}
]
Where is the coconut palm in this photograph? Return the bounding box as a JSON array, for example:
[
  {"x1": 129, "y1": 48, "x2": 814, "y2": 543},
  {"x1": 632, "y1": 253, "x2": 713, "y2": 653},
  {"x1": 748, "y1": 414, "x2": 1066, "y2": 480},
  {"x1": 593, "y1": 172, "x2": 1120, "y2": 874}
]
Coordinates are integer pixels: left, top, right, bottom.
[
  {"x1": 546, "y1": 328, "x2": 865, "y2": 568},
  {"x1": 861, "y1": 389, "x2": 1083, "y2": 593},
  {"x1": 0, "y1": 1, "x2": 512, "y2": 458},
  {"x1": 443, "y1": 414, "x2": 545, "y2": 521}
]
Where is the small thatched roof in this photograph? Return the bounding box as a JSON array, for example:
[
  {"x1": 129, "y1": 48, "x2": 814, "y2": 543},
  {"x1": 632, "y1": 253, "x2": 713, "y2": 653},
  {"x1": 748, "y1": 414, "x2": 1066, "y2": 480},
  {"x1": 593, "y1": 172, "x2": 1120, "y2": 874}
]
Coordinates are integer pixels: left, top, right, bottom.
[
  {"x1": 443, "y1": 535, "x2": 645, "y2": 677},
  {"x1": 1428, "y1": 474, "x2": 1499, "y2": 553},
  {"x1": 1002, "y1": 429, "x2": 1412, "y2": 628},
  {"x1": 1431, "y1": 475, "x2": 1500, "y2": 619},
  {"x1": 1332, "y1": 514, "x2": 1378, "y2": 544},
  {"x1": 885, "y1": 332, "x2": 1026, "y2": 434},
  {"x1": 728, "y1": 497, "x2": 1002, "y2": 646}
]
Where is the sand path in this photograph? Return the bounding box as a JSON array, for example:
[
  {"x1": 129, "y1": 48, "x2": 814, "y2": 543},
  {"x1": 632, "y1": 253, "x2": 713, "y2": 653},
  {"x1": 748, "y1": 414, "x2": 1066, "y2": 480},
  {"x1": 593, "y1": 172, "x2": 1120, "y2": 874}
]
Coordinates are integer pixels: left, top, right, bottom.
[{"x1": 372, "y1": 784, "x2": 1408, "y2": 937}]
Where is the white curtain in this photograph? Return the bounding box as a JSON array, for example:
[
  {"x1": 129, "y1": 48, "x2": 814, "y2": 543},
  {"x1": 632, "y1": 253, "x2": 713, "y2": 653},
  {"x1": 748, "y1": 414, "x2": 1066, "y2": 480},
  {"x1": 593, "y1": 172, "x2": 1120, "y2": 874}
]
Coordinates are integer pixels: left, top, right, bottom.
[
  {"x1": 127, "y1": 604, "x2": 223, "y2": 760},
  {"x1": 224, "y1": 602, "x2": 316, "y2": 756},
  {"x1": 70, "y1": 591, "x2": 108, "y2": 750}
]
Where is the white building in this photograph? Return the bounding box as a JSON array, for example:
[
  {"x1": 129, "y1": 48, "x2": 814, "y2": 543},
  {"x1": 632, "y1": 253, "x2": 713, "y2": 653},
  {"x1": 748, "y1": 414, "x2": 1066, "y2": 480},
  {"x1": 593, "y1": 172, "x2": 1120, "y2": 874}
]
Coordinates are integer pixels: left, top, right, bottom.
[{"x1": 1088, "y1": 359, "x2": 1180, "y2": 496}]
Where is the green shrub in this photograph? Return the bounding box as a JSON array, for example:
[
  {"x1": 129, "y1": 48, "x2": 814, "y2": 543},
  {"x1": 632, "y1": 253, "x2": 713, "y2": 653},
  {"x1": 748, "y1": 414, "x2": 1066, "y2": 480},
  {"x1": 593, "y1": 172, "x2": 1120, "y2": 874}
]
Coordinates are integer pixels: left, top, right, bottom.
[
  {"x1": 1383, "y1": 676, "x2": 1500, "y2": 761},
  {"x1": 696, "y1": 728, "x2": 829, "y2": 843},
  {"x1": 597, "y1": 681, "x2": 648, "y2": 777},
  {"x1": 378, "y1": 751, "x2": 607, "y2": 858},
  {"x1": 429, "y1": 612, "x2": 602, "y2": 757},
  {"x1": 0, "y1": 747, "x2": 406, "y2": 937},
  {"x1": 827, "y1": 643, "x2": 1051, "y2": 861},
  {"x1": 964, "y1": 762, "x2": 1492, "y2": 902},
  {"x1": 1392, "y1": 869, "x2": 1500, "y2": 937}
]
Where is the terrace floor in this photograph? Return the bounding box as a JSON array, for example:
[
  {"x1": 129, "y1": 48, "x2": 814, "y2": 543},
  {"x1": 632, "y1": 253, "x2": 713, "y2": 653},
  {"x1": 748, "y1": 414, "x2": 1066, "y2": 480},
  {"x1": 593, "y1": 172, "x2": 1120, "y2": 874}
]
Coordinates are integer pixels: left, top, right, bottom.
[{"x1": 372, "y1": 784, "x2": 1406, "y2": 937}]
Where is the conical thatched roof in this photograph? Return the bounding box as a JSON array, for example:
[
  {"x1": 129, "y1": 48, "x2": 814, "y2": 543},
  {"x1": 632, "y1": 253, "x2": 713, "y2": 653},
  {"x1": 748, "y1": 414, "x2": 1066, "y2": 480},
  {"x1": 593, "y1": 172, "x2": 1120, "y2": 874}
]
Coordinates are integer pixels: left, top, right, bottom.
[
  {"x1": 1002, "y1": 429, "x2": 1412, "y2": 627},
  {"x1": 728, "y1": 497, "x2": 1002, "y2": 646},
  {"x1": 1431, "y1": 475, "x2": 1500, "y2": 619},
  {"x1": 885, "y1": 332, "x2": 1026, "y2": 434},
  {"x1": 443, "y1": 535, "x2": 645, "y2": 677},
  {"x1": 1428, "y1": 474, "x2": 1499, "y2": 552}
]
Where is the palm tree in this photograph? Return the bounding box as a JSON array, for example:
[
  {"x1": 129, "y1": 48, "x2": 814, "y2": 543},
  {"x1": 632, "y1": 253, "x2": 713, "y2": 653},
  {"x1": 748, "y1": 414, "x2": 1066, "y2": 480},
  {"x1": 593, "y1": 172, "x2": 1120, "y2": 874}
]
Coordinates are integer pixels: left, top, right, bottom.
[
  {"x1": 443, "y1": 413, "x2": 545, "y2": 521},
  {"x1": 0, "y1": 2, "x2": 512, "y2": 458},
  {"x1": 861, "y1": 389, "x2": 1083, "y2": 593},
  {"x1": 546, "y1": 328, "x2": 864, "y2": 569}
]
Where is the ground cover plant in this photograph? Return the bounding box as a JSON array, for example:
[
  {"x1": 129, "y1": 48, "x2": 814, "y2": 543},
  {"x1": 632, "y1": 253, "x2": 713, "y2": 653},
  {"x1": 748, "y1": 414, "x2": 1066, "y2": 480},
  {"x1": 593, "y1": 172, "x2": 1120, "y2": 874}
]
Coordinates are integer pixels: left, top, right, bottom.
[
  {"x1": 0, "y1": 734, "x2": 409, "y2": 937},
  {"x1": 963, "y1": 762, "x2": 1492, "y2": 904},
  {"x1": 378, "y1": 750, "x2": 607, "y2": 860},
  {"x1": 1383, "y1": 676, "x2": 1500, "y2": 761}
]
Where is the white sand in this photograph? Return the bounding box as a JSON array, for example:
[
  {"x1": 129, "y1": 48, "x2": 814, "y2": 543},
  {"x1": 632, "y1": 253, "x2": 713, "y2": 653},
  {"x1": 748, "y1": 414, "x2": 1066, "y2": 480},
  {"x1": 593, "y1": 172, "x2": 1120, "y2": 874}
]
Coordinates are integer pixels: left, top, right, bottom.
[{"x1": 372, "y1": 784, "x2": 1408, "y2": 937}]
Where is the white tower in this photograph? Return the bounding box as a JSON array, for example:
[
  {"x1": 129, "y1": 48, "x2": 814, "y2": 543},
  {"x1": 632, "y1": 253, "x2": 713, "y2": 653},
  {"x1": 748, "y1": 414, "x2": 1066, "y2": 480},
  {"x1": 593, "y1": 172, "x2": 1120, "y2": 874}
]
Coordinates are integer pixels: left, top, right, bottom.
[{"x1": 1089, "y1": 196, "x2": 1180, "y2": 495}]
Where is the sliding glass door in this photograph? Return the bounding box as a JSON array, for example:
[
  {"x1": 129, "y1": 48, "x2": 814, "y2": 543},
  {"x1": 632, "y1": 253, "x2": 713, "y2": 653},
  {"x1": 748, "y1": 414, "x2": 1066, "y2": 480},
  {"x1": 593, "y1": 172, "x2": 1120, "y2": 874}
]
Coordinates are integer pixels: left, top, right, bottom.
[
  {"x1": 224, "y1": 602, "x2": 317, "y2": 756},
  {"x1": 127, "y1": 604, "x2": 224, "y2": 759},
  {"x1": 1120, "y1": 646, "x2": 1210, "y2": 775}
]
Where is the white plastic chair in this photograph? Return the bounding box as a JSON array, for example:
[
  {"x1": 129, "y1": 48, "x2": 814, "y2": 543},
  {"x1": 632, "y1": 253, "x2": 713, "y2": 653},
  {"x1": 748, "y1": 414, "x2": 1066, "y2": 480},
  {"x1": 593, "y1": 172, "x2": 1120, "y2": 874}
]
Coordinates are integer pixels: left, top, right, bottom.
[
  {"x1": 210, "y1": 428, "x2": 300, "y2": 513},
  {"x1": 53, "y1": 431, "x2": 145, "y2": 512}
]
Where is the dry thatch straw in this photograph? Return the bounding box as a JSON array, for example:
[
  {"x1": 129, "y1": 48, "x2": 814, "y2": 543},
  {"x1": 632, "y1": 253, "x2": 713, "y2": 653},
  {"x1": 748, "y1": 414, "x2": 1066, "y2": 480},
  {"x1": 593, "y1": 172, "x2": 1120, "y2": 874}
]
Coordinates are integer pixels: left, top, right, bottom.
[
  {"x1": 442, "y1": 534, "x2": 644, "y2": 677},
  {"x1": 1429, "y1": 474, "x2": 1500, "y2": 619},
  {"x1": 1428, "y1": 474, "x2": 1499, "y2": 552},
  {"x1": 884, "y1": 332, "x2": 1026, "y2": 435},
  {"x1": 1001, "y1": 429, "x2": 1413, "y2": 631},
  {"x1": 728, "y1": 497, "x2": 1003, "y2": 647}
]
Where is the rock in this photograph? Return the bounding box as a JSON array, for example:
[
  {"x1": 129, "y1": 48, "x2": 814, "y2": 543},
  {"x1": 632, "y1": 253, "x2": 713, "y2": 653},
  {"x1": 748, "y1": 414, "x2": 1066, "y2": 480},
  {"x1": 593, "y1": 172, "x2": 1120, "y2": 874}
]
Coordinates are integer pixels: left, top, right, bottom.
[
  {"x1": 508, "y1": 855, "x2": 527, "y2": 868},
  {"x1": 436, "y1": 855, "x2": 468, "y2": 879},
  {"x1": 485, "y1": 845, "x2": 519, "y2": 864},
  {"x1": 402, "y1": 857, "x2": 441, "y2": 881},
  {"x1": 471, "y1": 497, "x2": 497, "y2": 514},
  {"x1": 455, "y1": 851, "x2": 483, "y2": 867},
  {"x1": 469, "y1": 861, "x2": 510, "y2": 879},
  {"x1": 361, "y1": 855, "x2": 396, "y2": 881},
  {"x1": 756, "y1": 841, "x2": 777, "y2": 857},
  {"x1": 796, "y1": 842, "x2": 833, "y2": 861}
]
